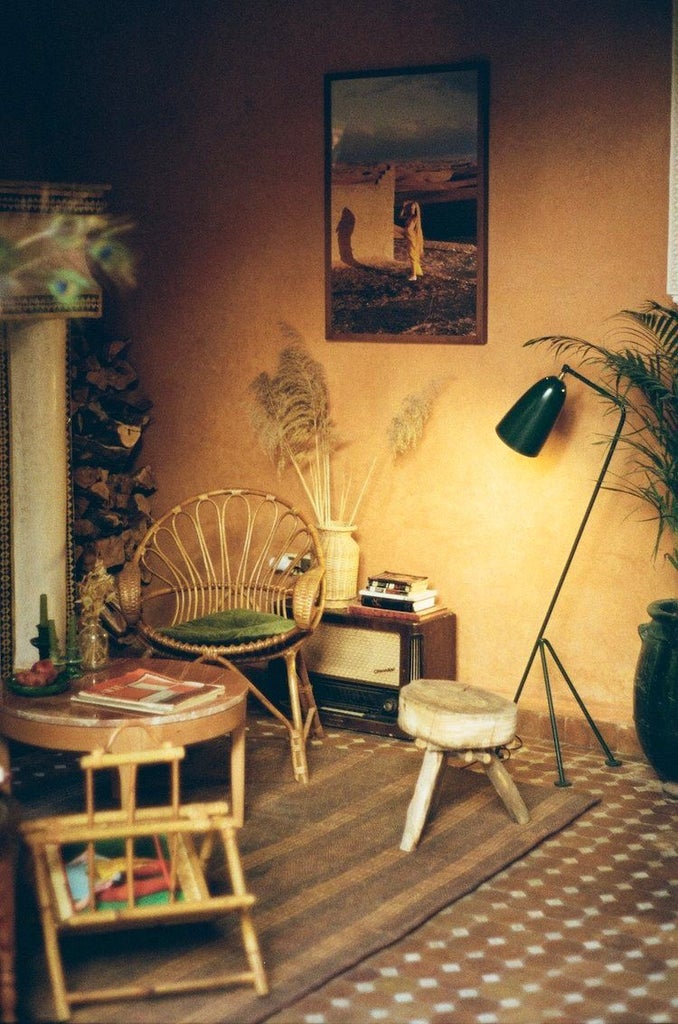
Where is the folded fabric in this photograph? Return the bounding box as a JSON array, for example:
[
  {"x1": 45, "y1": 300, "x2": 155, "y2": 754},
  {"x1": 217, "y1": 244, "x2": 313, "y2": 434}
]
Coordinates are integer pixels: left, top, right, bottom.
[
  {"x1": 64, "y1": 837, "x2": 177, "y2": 911},
  {"x1": 66, "y1": 852, "x2": 119, "y2": 909},
  {"x1": 98, "y1": 887, "x2": 183, "y2": 910},
  {"x1": 99, "y1": 863, "x2": 174, "y2": 903},
  {"x1": 160, "y1": 608, "x2": 295, "y2": 644}
]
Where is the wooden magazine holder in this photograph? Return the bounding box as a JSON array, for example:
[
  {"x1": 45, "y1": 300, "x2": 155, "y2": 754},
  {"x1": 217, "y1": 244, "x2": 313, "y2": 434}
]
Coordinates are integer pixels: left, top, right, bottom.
[{"x1": 19, "y1": 728, "x2": 268, "y2": 1021}]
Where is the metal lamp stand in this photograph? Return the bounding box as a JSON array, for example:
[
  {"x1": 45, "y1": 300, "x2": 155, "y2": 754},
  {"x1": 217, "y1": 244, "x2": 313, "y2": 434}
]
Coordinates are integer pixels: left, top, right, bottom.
[{"x1": 513, "y1": 366, "x2": 626, "y2": 787}]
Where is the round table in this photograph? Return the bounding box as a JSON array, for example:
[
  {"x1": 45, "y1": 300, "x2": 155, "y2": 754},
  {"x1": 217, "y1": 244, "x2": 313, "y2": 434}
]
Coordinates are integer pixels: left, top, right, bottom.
[{"x1": 0, "y1": 658, "x2": 249, "y2": 826}]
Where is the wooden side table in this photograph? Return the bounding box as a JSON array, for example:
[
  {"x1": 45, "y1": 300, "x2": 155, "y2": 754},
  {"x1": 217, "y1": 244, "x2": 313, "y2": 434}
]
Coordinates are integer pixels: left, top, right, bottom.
[
  {"x1": 303, "y1": 606, "x2": 457, "y2": 736},
  {"x1": 0, "y1": 658, "x2": 249, "y2": 826}
]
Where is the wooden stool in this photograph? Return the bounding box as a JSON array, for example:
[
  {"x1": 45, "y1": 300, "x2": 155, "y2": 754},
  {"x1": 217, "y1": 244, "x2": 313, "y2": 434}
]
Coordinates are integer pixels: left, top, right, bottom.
[{"x1": 398, "y1": 679, "x2": 530, "y2": 852}]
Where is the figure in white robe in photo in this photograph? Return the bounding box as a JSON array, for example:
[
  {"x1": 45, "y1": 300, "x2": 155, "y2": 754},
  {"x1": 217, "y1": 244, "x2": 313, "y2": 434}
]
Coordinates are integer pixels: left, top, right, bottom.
[{"x1": 400, "y1": 200, "x2": 424, "y2": 281}]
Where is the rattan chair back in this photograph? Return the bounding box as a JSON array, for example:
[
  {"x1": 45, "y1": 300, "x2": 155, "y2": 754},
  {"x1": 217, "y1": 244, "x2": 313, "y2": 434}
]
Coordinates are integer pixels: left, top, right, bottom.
[{"x1": 117, "y1": 489, "x2": 326, "y2": 782}]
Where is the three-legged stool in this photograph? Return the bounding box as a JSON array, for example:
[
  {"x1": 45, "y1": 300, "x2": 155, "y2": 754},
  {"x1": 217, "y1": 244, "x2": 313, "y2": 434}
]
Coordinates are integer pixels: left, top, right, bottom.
[{"x1": 398, "y1": 678, "x2": 530, "y2": 852}]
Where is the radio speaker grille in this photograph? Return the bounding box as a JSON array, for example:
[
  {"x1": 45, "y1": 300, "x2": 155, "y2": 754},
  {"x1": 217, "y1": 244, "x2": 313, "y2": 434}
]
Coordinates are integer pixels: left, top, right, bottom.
[{"x1": 304, "y1": 623, "x2": 406, "y2": 686}]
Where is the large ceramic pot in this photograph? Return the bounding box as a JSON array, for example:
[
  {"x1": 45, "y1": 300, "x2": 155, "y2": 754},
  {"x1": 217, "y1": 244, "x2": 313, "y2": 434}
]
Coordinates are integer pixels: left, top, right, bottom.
[{"x1": 633, "y1": 598, "x2": 678, "y2": 797}]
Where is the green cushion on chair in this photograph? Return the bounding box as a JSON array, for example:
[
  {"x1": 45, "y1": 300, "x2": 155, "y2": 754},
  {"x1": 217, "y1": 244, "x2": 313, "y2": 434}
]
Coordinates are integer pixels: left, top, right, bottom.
[{"x1": 160, "y1": 608, "x2": 295, "y2": 645}]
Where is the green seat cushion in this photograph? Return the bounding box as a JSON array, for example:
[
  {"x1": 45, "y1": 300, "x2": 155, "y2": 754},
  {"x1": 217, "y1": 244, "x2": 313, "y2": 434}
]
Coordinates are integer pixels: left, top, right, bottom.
[{"x1": 160, "y1": 608, "x2": 295, "y2": 645}]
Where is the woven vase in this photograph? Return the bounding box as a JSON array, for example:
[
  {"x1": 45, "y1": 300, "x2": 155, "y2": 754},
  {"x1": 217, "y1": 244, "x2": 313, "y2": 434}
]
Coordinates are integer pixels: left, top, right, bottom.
[{"x1": 317, "y1": 523, "x2": 360, "y2": 608}]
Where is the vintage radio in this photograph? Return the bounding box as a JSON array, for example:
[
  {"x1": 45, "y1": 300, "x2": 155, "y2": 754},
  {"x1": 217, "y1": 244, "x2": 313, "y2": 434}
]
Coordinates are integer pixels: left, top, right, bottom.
[{"x1": 304, "y1": 607, "x2": 456, "y2": 737}]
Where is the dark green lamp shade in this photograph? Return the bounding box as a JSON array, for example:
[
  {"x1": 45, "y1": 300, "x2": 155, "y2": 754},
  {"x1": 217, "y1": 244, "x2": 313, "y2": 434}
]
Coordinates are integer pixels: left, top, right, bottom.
[{"x1": 496, "y1": 375, "x2": 567, "y2": 457}]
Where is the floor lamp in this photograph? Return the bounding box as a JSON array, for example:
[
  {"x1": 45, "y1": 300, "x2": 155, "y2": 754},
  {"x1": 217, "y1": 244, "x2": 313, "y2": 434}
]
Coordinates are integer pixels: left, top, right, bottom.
[{"x1": 496, "y1": 363, "x2": 625, "y2": 787}]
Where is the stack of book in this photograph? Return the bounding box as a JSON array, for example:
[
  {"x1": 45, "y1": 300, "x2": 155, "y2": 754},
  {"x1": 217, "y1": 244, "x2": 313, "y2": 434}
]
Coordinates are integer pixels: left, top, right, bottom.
[{"x1": 356, "y1": 570, "x2": 439, "y2": 615}]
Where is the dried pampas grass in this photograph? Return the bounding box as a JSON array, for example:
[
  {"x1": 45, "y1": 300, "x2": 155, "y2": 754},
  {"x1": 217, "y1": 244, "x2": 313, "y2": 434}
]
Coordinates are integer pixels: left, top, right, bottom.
[
  {"x1": 250, "y1": 325, "x2": 446, "y2": 526},
  {"x1": 250, "y1": 328, "x2": 338, "y2": 524},
  {"x1": 388, "y1": 380, "x2": 445, "y2": 458}
]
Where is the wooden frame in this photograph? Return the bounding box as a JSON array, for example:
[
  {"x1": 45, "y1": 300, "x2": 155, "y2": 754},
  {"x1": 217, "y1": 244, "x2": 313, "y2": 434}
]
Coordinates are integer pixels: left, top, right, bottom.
[
  {"x1": 325, "y1": 61, "x2": 489, "y2": 344},
  {"x1": 19, "y1": 734, "x2": 267, "y2": 1019},
  {"x1": 668, "y1": 0, "x2": 677, "y2": 301}
]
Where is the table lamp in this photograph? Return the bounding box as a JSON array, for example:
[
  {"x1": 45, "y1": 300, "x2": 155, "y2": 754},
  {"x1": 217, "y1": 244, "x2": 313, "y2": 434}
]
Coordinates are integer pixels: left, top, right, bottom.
[{"x1": 496, "y1": 363, "x2": 626, "y2": 786}]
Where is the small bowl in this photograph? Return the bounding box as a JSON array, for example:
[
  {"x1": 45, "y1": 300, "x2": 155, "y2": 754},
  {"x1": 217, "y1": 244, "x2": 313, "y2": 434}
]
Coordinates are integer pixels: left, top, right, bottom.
[{"x1": 6, "y1": 671, "x2": 70, "y2": 697}]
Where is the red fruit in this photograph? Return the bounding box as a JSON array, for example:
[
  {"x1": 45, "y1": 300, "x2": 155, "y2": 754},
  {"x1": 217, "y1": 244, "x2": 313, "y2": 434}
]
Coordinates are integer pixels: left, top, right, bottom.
[
  {"x1": 32, "y1": 659, "x2": 58, "y2": 683},
  {"x1": 16, "y1": 669, "x2": 44, "y2": 687}
]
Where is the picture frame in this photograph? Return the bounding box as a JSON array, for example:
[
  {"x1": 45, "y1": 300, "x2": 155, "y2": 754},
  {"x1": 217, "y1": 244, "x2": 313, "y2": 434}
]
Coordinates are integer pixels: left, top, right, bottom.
[
  {"x1": 325, "y1": 61, "x2": 489, "y2": 344},
  {"x1": 667, "y1": 0, "x2": 677, "y2": 302}
]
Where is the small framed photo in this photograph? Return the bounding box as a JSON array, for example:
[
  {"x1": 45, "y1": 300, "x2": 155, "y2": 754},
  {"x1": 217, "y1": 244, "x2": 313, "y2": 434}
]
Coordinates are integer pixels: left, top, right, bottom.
[{"x1": 325, "y1": 61, "x2": 488, "y2": 344}]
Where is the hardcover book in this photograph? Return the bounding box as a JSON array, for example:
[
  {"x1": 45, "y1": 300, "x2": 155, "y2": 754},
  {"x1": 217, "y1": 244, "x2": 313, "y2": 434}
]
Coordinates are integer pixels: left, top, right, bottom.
[
  {"x1": 348, "y1": 603, "x2": 448, "y2": 623},
  {"x1": 365, "y1": 570, "x2": 429, "y2": 595},
  {"x1": 71, "y1": 668, "x2": 225, "y2": 715},
  {"x1": 359, "y1": 588, "x2": 438, "y2": 613}
]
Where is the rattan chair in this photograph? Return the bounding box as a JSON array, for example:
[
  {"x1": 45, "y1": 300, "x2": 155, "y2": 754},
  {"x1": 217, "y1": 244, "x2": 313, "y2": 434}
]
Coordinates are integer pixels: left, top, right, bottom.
[
  {"x1": 117, "y1": 489, "x2": 326, "y2": 783},
  {"x1": 19, "y1": 727, "x2": 268, "y2": 1021}
]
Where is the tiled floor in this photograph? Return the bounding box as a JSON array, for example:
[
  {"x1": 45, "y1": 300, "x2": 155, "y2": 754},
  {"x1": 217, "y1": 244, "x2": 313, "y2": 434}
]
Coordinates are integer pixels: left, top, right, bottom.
[
  {"x1": 264, "y1": 724, "x2": 677, "y2": 1024},
  {"x1": 8, "y1": 717, "x2": 677, "y2": 1024}
]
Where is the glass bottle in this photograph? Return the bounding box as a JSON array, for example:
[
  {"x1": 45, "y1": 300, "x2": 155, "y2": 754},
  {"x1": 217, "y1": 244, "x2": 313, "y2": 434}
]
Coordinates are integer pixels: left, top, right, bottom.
[{"x1": 78, "y1": 618, "x2": 109, "y2": 671}]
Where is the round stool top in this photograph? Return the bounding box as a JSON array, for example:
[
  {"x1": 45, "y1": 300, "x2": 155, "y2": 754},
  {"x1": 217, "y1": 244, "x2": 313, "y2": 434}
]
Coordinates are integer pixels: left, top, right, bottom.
[{"x1": 398, "y1": 678, "x2": 518, "y2": 749}]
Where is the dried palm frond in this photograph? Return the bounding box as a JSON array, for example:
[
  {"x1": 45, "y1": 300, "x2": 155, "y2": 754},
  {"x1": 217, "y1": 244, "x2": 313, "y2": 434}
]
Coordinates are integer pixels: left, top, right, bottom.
[
  {"x1": 388, "y1": 380, "x2": 446, "y2": 458},
  {"x1": 250, "y1": 327, "x2": 447, "y2": 526},
  {"x1": 250, "y1": 336, "x2": 338, "y2": 523}
]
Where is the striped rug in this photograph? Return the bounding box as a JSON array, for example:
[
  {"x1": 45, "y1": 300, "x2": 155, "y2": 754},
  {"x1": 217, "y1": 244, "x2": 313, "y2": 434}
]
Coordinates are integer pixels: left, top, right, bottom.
[{"x1": 16, "y1": 721, "x2": 597, "y2": 1023}]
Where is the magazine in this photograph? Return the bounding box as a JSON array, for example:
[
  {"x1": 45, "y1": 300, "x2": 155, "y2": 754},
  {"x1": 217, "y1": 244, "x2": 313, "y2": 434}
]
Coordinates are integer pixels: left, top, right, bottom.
[{"x1": 71, "y1": 668, "x2": 225, "y2": 715}]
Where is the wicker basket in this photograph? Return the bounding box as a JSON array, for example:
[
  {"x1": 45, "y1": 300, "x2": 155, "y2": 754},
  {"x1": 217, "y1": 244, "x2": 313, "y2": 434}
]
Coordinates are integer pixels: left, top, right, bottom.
[{"x1": 317, "y1": 524, "x2": 360, "y2": 608}]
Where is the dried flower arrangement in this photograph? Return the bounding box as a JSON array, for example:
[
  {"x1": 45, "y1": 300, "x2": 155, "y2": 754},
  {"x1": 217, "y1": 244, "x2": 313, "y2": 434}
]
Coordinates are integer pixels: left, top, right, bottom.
[
  {"x1": 249, "y1": 325, "x2": 445, "y2": 527},
  {"x1": 77, "y1": 558, "x2": 116, "y2": 624}
]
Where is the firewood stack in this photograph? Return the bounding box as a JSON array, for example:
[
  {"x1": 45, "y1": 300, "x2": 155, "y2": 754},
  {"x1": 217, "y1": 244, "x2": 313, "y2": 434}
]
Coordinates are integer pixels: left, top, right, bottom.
[{"x1": 69, "y1": 322, "x2": 156, "y2": 582}]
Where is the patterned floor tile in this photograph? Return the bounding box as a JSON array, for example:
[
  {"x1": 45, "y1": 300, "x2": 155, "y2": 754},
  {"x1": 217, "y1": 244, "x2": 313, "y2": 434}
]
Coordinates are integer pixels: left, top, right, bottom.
[
  {"x1": 8, "y1": 716, "x2": 676, "y2": 1023},
  {"x1": 266, "y1": 729, "x2": 677, "y2": 1024}
]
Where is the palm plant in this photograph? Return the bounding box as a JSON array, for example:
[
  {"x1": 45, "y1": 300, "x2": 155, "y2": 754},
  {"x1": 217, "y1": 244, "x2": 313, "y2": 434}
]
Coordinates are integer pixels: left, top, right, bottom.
[{"x1": 526, "y1": 300, "x2": 677, "y2": 571}]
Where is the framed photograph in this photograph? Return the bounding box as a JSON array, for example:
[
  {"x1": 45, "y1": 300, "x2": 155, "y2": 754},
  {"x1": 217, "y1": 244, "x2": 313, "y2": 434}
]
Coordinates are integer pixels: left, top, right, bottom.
[{"x1": 325, "y1": 61, "x2": 488, "y2": 344}]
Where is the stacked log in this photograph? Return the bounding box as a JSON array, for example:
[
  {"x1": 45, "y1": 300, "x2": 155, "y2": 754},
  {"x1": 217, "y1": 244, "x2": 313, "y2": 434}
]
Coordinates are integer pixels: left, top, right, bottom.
[{"x1": 69, "y1": 321, "x2": 156, "y2": 580}]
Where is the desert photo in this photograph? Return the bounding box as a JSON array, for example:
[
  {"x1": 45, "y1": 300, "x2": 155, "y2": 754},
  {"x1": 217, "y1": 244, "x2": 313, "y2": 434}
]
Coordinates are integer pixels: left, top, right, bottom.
[
  {"x1": 326, "y1": 64, "x2": 487, "y2": 343},
  {"x1": 329, "y1": 159, "x2": 479, "y2": 339}
]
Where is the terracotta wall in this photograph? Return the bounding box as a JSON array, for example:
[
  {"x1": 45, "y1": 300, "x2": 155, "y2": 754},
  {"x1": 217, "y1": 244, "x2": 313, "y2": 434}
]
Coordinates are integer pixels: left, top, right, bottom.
[{"x1": 2, "y1": 0, "x2": 673, "y2": 725}]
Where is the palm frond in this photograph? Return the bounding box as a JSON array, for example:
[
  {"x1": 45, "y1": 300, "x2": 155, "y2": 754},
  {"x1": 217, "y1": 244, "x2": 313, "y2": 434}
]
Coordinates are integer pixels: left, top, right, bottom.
[
  {"x1": 618, "y1": 301, "x2": 678, "y2": 362},
  {"x1": 525, "y1": 301, "x2": 678, "y2": 568}
]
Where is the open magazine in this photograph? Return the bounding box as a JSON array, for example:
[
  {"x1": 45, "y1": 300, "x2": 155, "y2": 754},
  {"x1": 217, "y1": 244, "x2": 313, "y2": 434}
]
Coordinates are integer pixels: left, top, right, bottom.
[{"x1": 71, "y1": 668, "x2": 225, "y2": 715}]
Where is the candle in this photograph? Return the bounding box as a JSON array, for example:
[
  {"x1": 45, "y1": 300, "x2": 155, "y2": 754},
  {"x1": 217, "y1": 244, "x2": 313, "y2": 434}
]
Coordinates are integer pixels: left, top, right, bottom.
[
  {"x1": 39, "y1": 593, "x2": 48, "y2": 626},
  {"x1": 48, "y1": 618, "x2": 59, "y2": 660},
  {"x1": 66, "y1": 617, "x2": 77, "y2": 652}
]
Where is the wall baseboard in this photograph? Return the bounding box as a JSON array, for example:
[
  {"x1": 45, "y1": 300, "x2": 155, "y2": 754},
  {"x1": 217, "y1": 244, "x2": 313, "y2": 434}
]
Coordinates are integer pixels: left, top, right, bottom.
[{"x1": 517, "y1": 705, "x2": 645, "y2": 760}]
